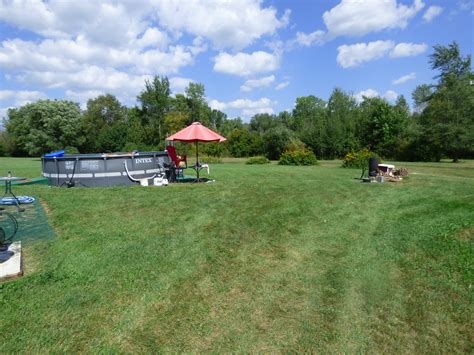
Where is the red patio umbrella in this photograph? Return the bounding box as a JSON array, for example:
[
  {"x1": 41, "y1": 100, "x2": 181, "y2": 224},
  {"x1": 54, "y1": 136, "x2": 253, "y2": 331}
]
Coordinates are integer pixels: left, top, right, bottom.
[{"x1": 166, "y1": 122, "x2": 226, "y2": 180}]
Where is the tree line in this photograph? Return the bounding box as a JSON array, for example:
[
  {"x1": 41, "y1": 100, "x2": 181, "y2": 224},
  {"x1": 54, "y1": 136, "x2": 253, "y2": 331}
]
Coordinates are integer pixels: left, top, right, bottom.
[{"x1": 1, "y1": 42, "x2": 472, "y2": 162}]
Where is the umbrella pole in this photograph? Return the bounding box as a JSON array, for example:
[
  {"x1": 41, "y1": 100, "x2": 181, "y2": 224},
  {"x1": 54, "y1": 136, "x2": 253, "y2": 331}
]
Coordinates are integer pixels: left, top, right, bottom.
[{"x1": 195, "y1": 141, "x2": 199, "y2": 181}]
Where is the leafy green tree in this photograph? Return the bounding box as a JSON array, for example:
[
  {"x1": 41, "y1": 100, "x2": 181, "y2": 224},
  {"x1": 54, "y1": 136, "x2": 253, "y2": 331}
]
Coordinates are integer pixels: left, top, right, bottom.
[
  {"x1": 359, "y1": 97, "x2": 408, "y2": 158},
  {"x1": 124, "y1": 107, "x2": 148, "y2": 151},
  {"x1": 325, "y1": 88, "x2": 359, "y2": 158},
  {"x1": 137, "y1": 76, "x2": 171, "y2": 146},
  {"x1": 209, "y1": 109, "x2": 227, "y2": 131},
  {"x1": 263, "y1": 127, "x2": 293, "y2": 160},
  {"x1": 185, "y1": 82, "x2": 211, "y2": 126},
  {"x1": 96, "y1": 122, "x2": 129, "y2": 152},
  {"x1": 416, "y1": 42, "x2": 474, "y2": 161},
  {"x1": 276, "y1": 110, "x2": 292, "y2": 129},
  {"x1": 430, "y1": 42, "x2": 472, "y2": 82},
  {"x1": 170, "y1": 94, "x2": 191, "y2": 115},
  {"x1": 162, "y1": 93, "x2": 192, "y2": 137},
  {"x1": 394, "y1": 95, "x2": 410, "y2": 116},
  {"x1": 291, "y1": 95, "x2": 326, "y2": 132},
  {"x1": 389, "y1": 95, "x2": 413, "y2": 159},
  {"x1": 412, "y1": 84, "x2": 433, "y2": 113},
  {"x1": 249, "y1": 113, "x2": 280, "y2": 133},
  {"x1": 5, "y1": 100, "x2": 82, "y2": 156},
  {"x1": 81, "y1": 94, "x2": 127, "y2": 152},
  {"x1": 220, "y1": 118, "x2": 244, "y2": 137},
  {"x1": 421, "y1": 76, "x2": 474, "y2": 161},
  {"x1": 226, "y1": 128, "x2": 263, "y2": 157},
  {"x1": 292, "y1": 95, "x2": 327, "y2": 157},
  {"x1": 164, "y1": 111, "x2": 189, "y2": 137}
]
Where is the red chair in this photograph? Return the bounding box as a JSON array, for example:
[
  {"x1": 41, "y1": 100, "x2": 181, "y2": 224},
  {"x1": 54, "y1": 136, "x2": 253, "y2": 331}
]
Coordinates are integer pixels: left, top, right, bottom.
[{"x1": 166, "y1": 145, "x2": 187, "y2": 177}]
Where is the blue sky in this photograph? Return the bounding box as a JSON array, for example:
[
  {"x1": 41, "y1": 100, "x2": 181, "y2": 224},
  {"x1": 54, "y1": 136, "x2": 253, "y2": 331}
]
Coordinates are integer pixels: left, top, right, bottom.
[{"x1": 0, "y1": 0, "x2": 472, "y2": 121}]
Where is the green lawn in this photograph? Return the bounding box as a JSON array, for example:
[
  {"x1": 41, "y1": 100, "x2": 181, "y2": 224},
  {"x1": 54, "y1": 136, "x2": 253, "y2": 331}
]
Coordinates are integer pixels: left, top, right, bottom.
[{"x1": 0, "y1": 158, "x2": 473, "y2": 352}]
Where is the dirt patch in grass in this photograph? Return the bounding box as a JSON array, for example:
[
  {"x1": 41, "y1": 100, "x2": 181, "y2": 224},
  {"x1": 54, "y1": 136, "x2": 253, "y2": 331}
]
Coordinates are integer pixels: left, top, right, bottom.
[
  {"x1": 456, "y1": 226, "x2": 473, "y2": 243},
  {"x1": 40, "y1": 198, "x2": 51, "y2": 215}
]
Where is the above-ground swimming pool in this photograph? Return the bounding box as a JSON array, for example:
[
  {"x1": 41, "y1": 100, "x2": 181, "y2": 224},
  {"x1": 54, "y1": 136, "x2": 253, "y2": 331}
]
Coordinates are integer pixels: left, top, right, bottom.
[{"x1": 42, "y1": 151, "x2": 172, "y2": 187}]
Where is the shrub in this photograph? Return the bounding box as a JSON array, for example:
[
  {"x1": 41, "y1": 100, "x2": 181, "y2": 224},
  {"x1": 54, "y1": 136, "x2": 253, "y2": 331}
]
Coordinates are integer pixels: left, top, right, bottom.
[
  {"x1": 341, "y1": 149, "x2": 382, "y2": 169},
  {"x1": 263, "y1": 127, "x2": 292, "y2": 160},
  {"x1": 226, "y1": 129, "x2": 263, "y2": 157},
  {"x1": 278, "y1": 148, "x2": 318, "y2": 166},
  {"x1": 246, "y1": 156, "x2": 270, "y2": 165},
  {"x1": 284, "y1": 138, "x2": 306, "y2": 153},
  {"x1": 64, "y1": 146, "x2": 79, "y2": 154}
]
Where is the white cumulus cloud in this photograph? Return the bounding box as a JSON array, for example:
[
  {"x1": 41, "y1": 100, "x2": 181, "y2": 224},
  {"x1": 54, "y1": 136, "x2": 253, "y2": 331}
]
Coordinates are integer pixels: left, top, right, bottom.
[
  {"x1": 214, "y1": 51, "x2": 280, "y2": 76},
  {"x1": 337, "y1": 40, "x2": 395, "y2": 68},
  {"x1": 392, "y1": 72, "x2": 416, "y2": 85},
  {"x1": 65, "y1": 90, "x2": 105, "y2": 109},
  {"x1": 354, "y1": 89, "x2": 379, "y2": 102},
  {"x1": 0, "y1": 0, "x2": 62, "y2": 38},
  {"x1": 0, "y1": 1, "x2": 214, "y2": 108},
  {"x1": 384, "y1": 90, "x2": 399, "y2": 102},
  {"x1": 289, "y1": 0, "x2": 424, "y2": 48},
  {"x1": 423, "y1": 5, "x2": 443, "y2": 22},
  {"x1": 0, "y1": 0, "x2": 290, "y2": 50},
  {"x1": 338, "y1": 40, "x2": 427, "y2": 68},
  {"x1": 275, "y1": 81, "x2": 290, "y2": 90},
  {"x1": 390, "y1": 42, "x2": 428, "y2": 58},
  {"x1": 240, "y1": 75, "x2": 275, "y2": 92},
  {"x1": 17, "y1": 67, "x2": 154, "y2": 106},
  {"x1": 0, "y1": 107, "x2": 12, "y2": 121},
  {"x1": 0, "y1": 38, "x2": 196, "y2": 75},
  {"x1": 153, "y1": 0, "x2": 290, "y2": 50},
  {"x1": 324, "y1": 0, "x2": 425, "y2": 38},
  {"x1": 0, "y1": 1, "x2": 153, "y2": 46},
  {"x1": 208, "y1": 97, "x2": 276, "y2": 118},
  {"x1": 0, "y1": 90, "x2": 47, "y2": 106},
  {"x1": 169, "y1": 77, "x2": 193, "y2": 94},
  {"x1": 133, "y1": 27, "x2": 170, "y2": 50},
  {"x1": 294, "y1": 30, "x2": 326, "y2": 47},
  {"x1": 353, "y1": 89, "x2": 399, "y2": 103}
]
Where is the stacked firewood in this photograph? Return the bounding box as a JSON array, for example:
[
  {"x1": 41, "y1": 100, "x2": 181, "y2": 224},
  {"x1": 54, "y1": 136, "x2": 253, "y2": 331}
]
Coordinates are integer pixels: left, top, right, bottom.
[
  {"x1": 393, "y1": 167, "x2": 408, "y2": 177},
  {"x1": 377, "y1": 167, "x2": 408, "y2": 182}
]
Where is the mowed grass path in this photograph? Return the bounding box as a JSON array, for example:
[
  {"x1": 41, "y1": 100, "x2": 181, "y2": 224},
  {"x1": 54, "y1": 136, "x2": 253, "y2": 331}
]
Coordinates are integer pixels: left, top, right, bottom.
[{"x1": 0, "y1": 158, "x2": 473, "y2": 352}]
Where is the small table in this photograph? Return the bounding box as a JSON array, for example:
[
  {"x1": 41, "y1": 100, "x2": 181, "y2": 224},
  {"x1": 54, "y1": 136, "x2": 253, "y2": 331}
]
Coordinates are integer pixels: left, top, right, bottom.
[
  {"x1": 190, "y1": 164, "x2": 209, "y2": 182},
  {"x1": 0, "y1": 176, "x2": 26, "y2": 212}
]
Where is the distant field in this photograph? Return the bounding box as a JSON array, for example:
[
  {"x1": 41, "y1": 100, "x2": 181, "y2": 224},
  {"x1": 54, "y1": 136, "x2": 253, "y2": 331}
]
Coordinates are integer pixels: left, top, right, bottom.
[{"x1": 0, "y1": 158, "x2": 473, "y2": 352}]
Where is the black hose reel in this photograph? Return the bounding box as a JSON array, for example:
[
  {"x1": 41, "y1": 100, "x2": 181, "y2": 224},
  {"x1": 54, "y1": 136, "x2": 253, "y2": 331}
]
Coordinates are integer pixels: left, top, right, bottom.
[
  {"x1": 0, "y1": 209, "x2": 18, "y2": 251},
  {"x1": 368, "y1": 157, "x2": 379, "y2": 177}
]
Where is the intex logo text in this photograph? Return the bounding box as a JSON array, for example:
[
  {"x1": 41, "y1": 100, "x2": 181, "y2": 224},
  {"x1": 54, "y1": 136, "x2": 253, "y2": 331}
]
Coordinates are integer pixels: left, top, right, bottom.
[{"x1": 135, "y1": 158, "x2": 153, "y2": 164}]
